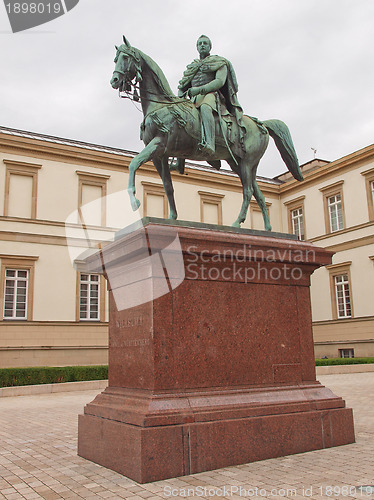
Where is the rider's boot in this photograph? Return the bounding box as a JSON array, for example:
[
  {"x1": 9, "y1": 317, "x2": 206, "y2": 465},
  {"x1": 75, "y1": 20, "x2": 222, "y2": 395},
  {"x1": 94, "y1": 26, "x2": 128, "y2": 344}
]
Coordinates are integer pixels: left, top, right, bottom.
[{"x1": 199, "y1": 104, "x2": 215, "y2": 157}]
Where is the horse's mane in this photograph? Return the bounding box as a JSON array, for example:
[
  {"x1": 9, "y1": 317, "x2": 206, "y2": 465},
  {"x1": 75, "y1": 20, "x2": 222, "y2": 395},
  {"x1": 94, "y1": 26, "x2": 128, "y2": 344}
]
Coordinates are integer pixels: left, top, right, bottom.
[{"x1": 136, "y1": 48, "x2": 179, "y2": 102}]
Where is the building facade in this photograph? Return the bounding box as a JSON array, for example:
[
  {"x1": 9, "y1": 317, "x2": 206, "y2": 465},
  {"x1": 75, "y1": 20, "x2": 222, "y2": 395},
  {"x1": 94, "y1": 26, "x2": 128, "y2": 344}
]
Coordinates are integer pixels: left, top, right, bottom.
[
  {"x1": 278, "y1": 150, "x2": 374, "y2": 358},
  {"x1": 0, "y1": 126, "x2": 373, "y2": 367}
]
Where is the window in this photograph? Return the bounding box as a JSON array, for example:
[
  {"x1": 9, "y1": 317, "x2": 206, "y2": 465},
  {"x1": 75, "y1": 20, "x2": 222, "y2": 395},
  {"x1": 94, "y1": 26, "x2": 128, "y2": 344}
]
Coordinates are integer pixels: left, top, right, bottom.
[
  {"x1": 291, "y1": 208, "x2": 305, "y2": 240},
  {"x1": 339, "y1": 348, "x2": 354, "y2": 358},
  {"x1": 361, "y1": 168, "x2": 374, "y2": 221},
  {"x1": 79, "y1": 274, "x2": 101, "y2": 321},
  {"x1": 76, "y1": 171, "x2": 110, "y2": 227},
  {"x1": 328, "y1": 194, "x2": 344, "y2": 232},
  {"x1": 3, "y1": 269, "x2": 28, "y2": 319},
  {"x1": 199, "y1": 191, "x2": 225, "y2": 225},
  {"x1": 320, "y1": 181, "x2": 345, "y2": 234},
  {"x1": 142, "y1": 181, "x2": 168, "y2": 218},
  {"x1": 334, "y1": 274, "x2": 352, "y2": 318},
  {"x1": 326, "y1": 261, "x2": 353, "y2": 320},
  {"x1": 284, "y1": 196, "x2": 306, "y2": 240},
  {"x1": 0, "y1": 255, "x2": 38, "y2": 321},
  {"x1": 3, "y1": 160, "x2": 42, "y2": 219}
]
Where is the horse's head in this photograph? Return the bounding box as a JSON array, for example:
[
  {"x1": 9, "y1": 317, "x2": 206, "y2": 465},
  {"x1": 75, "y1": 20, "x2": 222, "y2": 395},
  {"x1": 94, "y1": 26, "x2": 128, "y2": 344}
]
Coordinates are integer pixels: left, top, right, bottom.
[{"x1": 110, "y1": 36, "x2": 142, "y2": 92}]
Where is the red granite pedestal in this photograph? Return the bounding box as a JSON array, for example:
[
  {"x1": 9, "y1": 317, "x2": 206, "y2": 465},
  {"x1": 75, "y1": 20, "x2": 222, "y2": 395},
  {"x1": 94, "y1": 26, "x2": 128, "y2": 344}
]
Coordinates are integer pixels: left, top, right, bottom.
[{"x1": 77, "y1": 219, "x2": 355, "y2": 483}]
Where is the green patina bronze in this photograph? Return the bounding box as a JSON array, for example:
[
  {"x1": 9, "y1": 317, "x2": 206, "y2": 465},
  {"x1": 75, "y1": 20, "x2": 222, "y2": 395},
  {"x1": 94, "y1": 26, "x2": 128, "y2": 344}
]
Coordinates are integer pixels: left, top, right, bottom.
[{"x1": 110, "y1": 36, "x2": 303, "y2": 230}]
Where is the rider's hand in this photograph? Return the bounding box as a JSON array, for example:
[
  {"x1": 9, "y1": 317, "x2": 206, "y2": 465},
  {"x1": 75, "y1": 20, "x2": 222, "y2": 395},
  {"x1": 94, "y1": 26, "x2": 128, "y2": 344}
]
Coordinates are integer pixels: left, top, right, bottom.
[{"x1": 188, "y1": 87, "x2": 201, "y2": 98}]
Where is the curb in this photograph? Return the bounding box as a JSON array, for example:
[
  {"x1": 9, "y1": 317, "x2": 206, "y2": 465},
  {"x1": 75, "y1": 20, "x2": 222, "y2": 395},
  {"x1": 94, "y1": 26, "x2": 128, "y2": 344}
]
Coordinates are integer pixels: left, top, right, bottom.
[
  {"x1": 316, "y1": 363, "x2": 374, "y2": 375},
  {"x1": 0, "y1": 379, "x2": 108, "y2": 397},
  {"x1": 1, "y1": 365, "x2": 374, "y2": 397}
]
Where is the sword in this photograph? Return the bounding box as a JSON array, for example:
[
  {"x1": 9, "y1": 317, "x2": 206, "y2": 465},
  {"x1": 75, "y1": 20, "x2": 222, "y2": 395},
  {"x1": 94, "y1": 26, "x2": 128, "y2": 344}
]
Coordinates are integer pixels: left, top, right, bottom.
[{"x1": 215, "y1": 92, "x2": 238, "y2": 166}]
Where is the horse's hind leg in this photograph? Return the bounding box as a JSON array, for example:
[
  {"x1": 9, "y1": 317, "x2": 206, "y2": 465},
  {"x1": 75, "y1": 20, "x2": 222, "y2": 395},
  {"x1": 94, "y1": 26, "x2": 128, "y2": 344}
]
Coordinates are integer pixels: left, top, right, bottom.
[
  {"x1": 253, "y1": 178, "x2": 272, "y2": 231},
  {"x1": 128, "y1": 137, "x2": 163, "y2": 211},
  {"x1": 231, "y1": 160, "x2": 254, "y2": 228},
  {"x1": 153, "y1": 156, "x2": 178, "y2": 219}
]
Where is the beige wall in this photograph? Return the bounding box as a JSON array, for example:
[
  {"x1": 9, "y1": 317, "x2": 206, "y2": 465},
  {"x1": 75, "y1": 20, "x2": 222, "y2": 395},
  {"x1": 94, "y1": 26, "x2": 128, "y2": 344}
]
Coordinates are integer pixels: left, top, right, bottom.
[
  {"x1": 280, "y1": 157, "x2": 374, "y2": 240},
  {"x1": 0, "y1": 322, "x2": 108, "y2": 368},
  {"x1": 1, "y1": 129, "x2": 374, "y2": 367},
  {"x1": 313, "y1": 316, "x2": 374, "y2": 359},
  {"x1": 314, "y1": 341, "x2": 374, "y2": 359}
]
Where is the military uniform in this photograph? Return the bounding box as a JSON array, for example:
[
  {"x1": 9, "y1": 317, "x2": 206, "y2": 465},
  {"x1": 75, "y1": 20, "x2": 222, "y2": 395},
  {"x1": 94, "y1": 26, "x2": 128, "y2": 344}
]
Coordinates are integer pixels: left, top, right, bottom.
[
  {"x1": 188, "y1": 62, "x2": 219, "y2": 111},
  {"x1": 179, "y1": 55, "x2": 240, "y2": 111}
]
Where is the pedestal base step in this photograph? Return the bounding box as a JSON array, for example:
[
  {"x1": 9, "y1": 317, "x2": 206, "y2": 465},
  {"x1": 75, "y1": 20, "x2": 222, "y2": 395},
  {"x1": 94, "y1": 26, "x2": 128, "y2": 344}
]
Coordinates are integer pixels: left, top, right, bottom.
[{"x1": 78, "y1": 406, "x2": 354, "y2": 483}]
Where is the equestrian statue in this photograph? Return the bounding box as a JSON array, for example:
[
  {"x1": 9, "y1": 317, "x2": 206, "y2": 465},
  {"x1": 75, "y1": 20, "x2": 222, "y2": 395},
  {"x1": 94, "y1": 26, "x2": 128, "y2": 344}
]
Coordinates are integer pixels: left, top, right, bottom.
[{"x1": 110, "y1": 35, "x2": 303, "y2": 230}]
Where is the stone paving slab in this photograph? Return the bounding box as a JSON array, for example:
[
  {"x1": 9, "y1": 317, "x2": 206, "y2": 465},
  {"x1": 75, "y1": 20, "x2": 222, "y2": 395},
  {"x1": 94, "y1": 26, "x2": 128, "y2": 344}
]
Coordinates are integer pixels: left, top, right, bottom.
[{"x1": 0, "y1": 373, "x2": 373, "y2": 499}]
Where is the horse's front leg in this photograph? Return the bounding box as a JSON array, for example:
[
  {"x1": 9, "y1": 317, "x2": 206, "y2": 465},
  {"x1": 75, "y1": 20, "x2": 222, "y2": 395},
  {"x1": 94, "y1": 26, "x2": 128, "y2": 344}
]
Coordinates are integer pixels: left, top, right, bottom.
[
  {"x1": 232, "y1": 161, "x2": 254, "y2": 228},
  {"x1": 128, "y1": 137, "x2": 164, "y2": 211},
  {"x1": 161, "y1": 157, "x2": 177, "y2": 219},
  {"x1": 153, "y1": 157, "x2": 177, "y2": 219}
]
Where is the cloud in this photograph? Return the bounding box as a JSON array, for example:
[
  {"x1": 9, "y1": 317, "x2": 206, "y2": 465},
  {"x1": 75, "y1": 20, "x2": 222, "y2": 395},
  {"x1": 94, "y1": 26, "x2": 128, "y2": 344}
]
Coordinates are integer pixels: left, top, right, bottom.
[{"x1": 0, "y1": 0, "x2": 373, "y2": 177}]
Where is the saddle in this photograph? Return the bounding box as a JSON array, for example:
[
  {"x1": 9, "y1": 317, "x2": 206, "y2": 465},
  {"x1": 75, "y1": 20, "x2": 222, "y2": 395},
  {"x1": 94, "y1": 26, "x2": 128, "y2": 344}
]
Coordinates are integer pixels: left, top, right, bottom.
[{"x1": 142, "y1": 96, "x2": 267, "y2": 166}]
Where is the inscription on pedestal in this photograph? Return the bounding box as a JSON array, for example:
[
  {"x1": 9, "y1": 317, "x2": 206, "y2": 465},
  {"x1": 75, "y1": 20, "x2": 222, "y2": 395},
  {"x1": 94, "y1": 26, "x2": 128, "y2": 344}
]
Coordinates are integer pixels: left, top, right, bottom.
[
  {"x1": 111, "y1": 338, "x2": 150, "y2": 348},
  {"x1": 116, "y1": 314, "x2": 144, "y2": 329}
]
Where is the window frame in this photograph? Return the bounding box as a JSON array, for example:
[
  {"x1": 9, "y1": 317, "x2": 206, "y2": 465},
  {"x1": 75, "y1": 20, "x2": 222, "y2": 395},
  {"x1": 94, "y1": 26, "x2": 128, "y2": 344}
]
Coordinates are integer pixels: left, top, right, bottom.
[
  {"x1": 284, "y1": 196, "x2": 306, "y2": 240},
  {"x1": 198, "y1": 191, "x2": 225, "y2": 225},
  {"x1": 334, "y1": 274, "x2": 352, "y2": 319},
  {"x1": 327, "y1": 194, "x2": 344, "y2": 232},
  {"x1": 141, "y1": 181, "x2": 169, "y2": 218},
  {"x1": 319, "y1": 181, "x2": 346, "y2": 234},
  {"x1": 361, "y1": 168, "x2": 374, "y2": 221},
  {"x1": 326, "y1": 261, "x2": 353, "y2": 320},
  {"x1": 0, "y1": 255, "x2": 38, "y2": 321},
  {"x1": 3, "y1": 269, "x2": 29, "y2": 320},
  {"x1": 76, "y1": 170, "x2": 110, "y2": 227},
  {"x1": 76, "y1": 272, "x2": 105, "y2": 322},
  {"x1": 3, "y1": 160, "x2": 42, "y2": 219},
  {"x1": 339, "y1": 348, "x2": 354, "y2": 359}
]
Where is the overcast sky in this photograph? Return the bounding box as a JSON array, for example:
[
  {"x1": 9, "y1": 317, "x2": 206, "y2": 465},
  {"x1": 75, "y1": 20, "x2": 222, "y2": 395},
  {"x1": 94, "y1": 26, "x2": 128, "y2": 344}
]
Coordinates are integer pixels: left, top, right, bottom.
[{"x1": 0, "y1": 0, "x2": 373, "y2": 177}]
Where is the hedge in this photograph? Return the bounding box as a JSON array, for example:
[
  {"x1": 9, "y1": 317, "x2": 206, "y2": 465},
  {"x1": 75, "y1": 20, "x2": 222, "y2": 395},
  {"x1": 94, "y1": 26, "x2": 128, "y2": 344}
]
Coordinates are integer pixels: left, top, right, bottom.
[
  {"x1": 0, "y1": 365, "x2": 108, "y2": 388},
  {"x1": 315, "y1": 357, "x2": 374, "y2": 366},
  {"x1": 1, "y1": 358, "x2": 374, "y2": 387}
]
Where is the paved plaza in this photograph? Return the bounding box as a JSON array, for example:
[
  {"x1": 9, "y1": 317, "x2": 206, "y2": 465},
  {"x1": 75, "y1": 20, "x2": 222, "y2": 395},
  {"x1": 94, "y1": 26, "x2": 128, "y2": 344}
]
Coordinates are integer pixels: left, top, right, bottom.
[{"x1": 0, "y1": 373, "x2": 373, "y2": 499}]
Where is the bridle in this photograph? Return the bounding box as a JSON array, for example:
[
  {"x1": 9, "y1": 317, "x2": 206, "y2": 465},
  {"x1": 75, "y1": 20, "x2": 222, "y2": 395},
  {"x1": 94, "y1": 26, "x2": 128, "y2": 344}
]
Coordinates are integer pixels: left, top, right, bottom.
[{"x1": 113, "y1": 46, "x2": 191, "y2": 107}]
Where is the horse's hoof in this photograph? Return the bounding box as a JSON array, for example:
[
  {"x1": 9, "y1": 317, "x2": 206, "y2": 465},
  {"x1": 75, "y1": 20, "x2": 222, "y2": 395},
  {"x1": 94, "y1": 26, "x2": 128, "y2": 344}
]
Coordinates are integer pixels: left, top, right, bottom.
[
  {"x1": 168, "y1": 213, "x2": 178, "y2": 220},
  {"x1": 265, "y1": 225, "x2": 272, "y2": 231},
  {"x1": 232, "y1": 221, "x2": 241, "y2": 228}
]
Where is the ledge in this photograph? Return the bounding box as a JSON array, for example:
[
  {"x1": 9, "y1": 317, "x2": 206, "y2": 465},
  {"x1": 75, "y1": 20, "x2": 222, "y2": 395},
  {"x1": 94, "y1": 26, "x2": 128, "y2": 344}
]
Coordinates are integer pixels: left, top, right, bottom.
[
  {"x1": 0, "y1": 379, "x2": 108, "y2": 398},
  {"x1": 316, "y1": 364, "x2": 374, "y2": 375}
]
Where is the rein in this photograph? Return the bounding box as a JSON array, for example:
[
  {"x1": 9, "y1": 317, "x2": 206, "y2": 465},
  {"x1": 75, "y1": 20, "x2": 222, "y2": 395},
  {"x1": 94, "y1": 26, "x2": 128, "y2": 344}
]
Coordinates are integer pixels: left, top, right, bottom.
[{"x1": 117, "y1": 82, "x2": 191, "y2": 106}]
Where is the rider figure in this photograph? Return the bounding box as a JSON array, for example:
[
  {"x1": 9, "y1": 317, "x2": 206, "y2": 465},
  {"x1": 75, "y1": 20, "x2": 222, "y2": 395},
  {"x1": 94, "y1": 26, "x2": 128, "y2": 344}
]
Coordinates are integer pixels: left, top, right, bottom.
[
  {"x1": 173, "y1": 35, "x2": 245, "y2": 173},
  {"x1": 178, "y1": 35, "x2": 227, "y2": 156}
]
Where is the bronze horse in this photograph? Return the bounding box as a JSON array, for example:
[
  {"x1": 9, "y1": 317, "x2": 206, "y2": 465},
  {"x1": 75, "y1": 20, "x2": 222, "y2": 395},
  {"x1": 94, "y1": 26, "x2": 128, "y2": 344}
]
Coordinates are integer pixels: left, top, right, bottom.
[{"x1": 110, "y1": 37, "x2": 303, "y2": 229}]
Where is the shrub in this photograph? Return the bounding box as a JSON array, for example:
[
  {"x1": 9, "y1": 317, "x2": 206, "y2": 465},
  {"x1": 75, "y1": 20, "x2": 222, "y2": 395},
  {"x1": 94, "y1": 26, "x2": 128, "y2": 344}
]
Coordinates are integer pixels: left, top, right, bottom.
[
  {"x1": 0, "y1": 365, "x2": 108, "y2": 388},
  {"x1": 315, "y1": 357, "x2": 374, "y2": 366}
]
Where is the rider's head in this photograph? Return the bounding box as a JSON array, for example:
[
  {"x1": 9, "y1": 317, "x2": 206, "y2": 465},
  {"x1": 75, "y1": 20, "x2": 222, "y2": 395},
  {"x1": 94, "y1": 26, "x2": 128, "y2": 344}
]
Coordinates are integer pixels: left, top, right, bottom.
[{"x1": 197, "y1": 35, "x2": 212, "y2": 58}]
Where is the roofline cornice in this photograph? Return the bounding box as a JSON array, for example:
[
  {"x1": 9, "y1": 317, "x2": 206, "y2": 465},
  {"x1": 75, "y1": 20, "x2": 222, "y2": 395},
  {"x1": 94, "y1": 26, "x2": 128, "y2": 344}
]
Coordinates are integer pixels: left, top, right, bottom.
[
  {"x1": 2, "y1": 128, "x2": 373, "y2": 199},
  {"x1": 0, "y1": 130, "x2": 281, "y2": 196},
  {"x1": 280, "y1": 144, "x2": 374, "y2": 195}
]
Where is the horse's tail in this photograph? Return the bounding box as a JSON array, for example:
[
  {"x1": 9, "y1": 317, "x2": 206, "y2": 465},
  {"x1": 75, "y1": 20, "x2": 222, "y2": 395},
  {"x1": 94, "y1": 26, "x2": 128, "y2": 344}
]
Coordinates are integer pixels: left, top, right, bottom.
[{"x1": 263, "y1": 119, "x2": 303, "y2": 181}]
